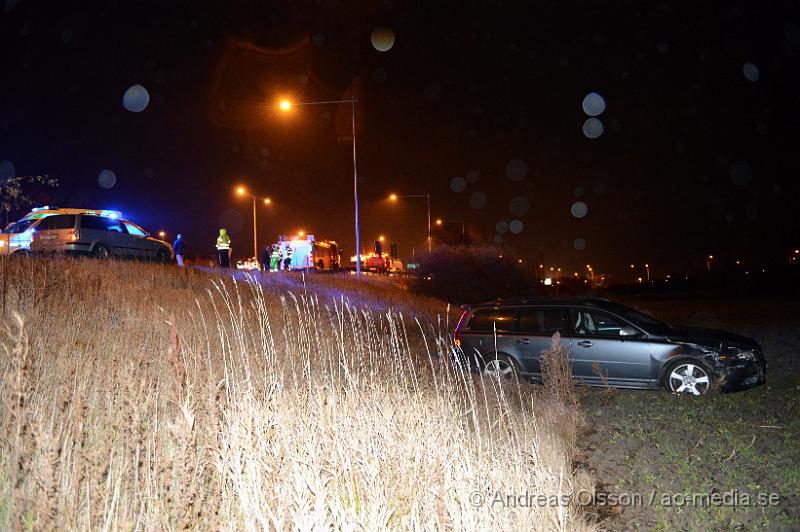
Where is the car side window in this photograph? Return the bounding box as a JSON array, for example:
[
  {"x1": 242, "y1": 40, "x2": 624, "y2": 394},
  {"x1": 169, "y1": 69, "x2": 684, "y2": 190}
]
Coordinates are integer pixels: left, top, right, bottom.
[
  {"x1": 518, "y1": 307, "x2": 567, "y2": 334},
  {"x1": 124, "y1": 222, "x2": 146, "y2": 237},
  {"x1": 81, "y1": 215, "x2": 125, "y2": 233},
  {"x1": 40, "y1": 215, "x2": 75, "y2": 230},
  {"x1": 571, "y1": 309, "x2": 625, "y2": 337},
  {"x1": 467, "y1": 307, "x2": 518, "y2": 332}
]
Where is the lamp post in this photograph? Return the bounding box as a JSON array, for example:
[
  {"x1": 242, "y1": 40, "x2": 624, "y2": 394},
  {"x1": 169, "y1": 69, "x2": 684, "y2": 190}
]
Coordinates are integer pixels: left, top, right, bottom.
[
  {"x1": 706, "y1": 255, "x2": 713, "y2": 272},
  {"x1": 390, "y1": 193, "x2": 431, "y2": 253},
  {"x1": 236, "y1": 186, "x2": 272, "y2": 261},
  {"x1": 280, "y1": 98, "x2": 362, "y2": 276}
]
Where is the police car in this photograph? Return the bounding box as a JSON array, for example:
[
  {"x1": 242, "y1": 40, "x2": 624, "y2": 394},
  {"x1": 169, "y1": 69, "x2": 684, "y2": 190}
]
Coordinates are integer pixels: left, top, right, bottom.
[{"x1": 26, "y1": 207, "x2": 173, "y2": 262}]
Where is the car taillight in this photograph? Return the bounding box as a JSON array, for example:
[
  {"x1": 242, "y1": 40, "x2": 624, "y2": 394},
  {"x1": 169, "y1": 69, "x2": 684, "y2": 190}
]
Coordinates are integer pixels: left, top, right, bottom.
[{"x1": 67, "y1": 231, "x2": 79, "y2": 241}]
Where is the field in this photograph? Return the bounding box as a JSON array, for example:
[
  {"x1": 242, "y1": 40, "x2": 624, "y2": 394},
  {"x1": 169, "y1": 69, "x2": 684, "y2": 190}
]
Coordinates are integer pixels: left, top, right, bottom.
[
  {"x1": 0, "y1": 258, "x2": 593, "y2": 531},
  {"x1": 580, "y1": 299, "x2": 800, "y2": 530}
]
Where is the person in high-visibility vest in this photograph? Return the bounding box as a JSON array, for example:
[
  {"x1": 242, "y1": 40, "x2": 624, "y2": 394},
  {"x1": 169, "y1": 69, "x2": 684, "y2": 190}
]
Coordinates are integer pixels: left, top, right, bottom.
[
  {"x1": 269, "y1": 244, "x2": 280, "y2": 272},
  {"x1": 216, "y1": 228, "x2": 231, "y2": 268}
]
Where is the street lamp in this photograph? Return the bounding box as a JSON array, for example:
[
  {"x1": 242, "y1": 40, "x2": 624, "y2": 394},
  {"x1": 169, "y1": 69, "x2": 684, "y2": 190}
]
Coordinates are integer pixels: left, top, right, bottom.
[
  {"x1": 279, "y1": 97, "x2": 362, "y2": 276},
  {"x1": 389, "y1": 192, "x2": 432, "y2": 253},
  {"x1": 707, "y1": 254, "x2": 714, "y2": 272},
  {"x1": 236, "y1": 185, "x2": 272, "y2": 261},
  {"x1": 644, "y1": 263, "x2": 651, "y2": 282}
]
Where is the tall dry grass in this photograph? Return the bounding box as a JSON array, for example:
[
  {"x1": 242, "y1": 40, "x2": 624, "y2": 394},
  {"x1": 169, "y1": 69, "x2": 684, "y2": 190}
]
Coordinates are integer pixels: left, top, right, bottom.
[{"x1": 0, "y1": 257, "x2": 593, "y2": 530}]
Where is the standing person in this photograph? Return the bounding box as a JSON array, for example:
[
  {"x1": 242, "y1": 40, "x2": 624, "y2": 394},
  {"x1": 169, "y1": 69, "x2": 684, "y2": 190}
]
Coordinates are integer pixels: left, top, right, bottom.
[
  {"x1": 270, "y1": 244, "x2": 280, "y2": 272},
  {"x1": 283, "y1": 244, "x2": 293, "y2": 271},
  {"x1": 261, "y1": 244, "x2": 270, "y2": 272},
  {"x1": 173, "y1": 234, "x2": 186, "y2": 267},
  {"x1": 216, "y1": 228, "x2": 231, "y2": 268}
]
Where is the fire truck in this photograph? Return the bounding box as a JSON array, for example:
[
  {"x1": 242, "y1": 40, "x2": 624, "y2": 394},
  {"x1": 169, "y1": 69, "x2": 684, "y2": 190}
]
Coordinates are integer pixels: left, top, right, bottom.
[{"x1": 276, "y1": 234, "x2": 341, "y2": 271}]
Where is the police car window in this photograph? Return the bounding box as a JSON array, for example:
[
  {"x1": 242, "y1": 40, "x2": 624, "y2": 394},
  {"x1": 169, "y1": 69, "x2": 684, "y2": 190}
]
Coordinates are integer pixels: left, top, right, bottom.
[
  {"x1": 467, "y1": 308, "x2": 518, "y2": 332},
  {"x1": 518, "y1": 307, "x2": 566, "y2": 334},
  {"x1": 124, "y1": 223, "x2": 146, "y2": 236},
  {"x1": 43, "y1": 215, "x2": 75, "y2": 230},
  {"x1": 81, "y1": 215, "x2": 124, "y2": 232}
]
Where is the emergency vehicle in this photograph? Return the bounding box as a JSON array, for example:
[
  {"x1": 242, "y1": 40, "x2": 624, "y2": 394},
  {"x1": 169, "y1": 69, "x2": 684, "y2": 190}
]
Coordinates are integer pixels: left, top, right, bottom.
[
  {"x1": 276, "y1": 234, "x2": 341, "y2": 271},
  {"x1": 0, "y1": 206, "x2": 123, "y2": 256}
]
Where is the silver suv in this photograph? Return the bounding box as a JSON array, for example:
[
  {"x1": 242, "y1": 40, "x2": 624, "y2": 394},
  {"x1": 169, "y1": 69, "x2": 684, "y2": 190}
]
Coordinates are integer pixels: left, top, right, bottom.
[
  {"x1": 454, "y1": 298, "x2": 766, "y2": 395},
  {"x1": 30, "y1": 211, "x2": 173, "y2": 262}
]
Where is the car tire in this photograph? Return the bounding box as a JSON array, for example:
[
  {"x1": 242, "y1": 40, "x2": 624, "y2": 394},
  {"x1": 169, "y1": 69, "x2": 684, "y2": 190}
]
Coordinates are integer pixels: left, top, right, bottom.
[
  {"x1": 12, "y1": 249, "x2": 30, "y2": 257},
  {"x1": 155, "y1": 248, "x2": 170, "y2": 264},
  {"x1": 482, "y1": 353, "x2": 520, "y2": 382},
  {"x1": 663, "y1": 359, "x2": 716, "y2": 396},
  {"x1": 92, "y1": 243, "x2": 111, "y2": 260}
]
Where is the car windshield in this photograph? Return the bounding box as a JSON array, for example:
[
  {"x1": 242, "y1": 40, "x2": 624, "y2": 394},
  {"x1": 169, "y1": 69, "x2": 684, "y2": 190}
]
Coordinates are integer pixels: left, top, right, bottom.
[{"x1": 2, "y1": 219, "x2": 38, "y2": 234}]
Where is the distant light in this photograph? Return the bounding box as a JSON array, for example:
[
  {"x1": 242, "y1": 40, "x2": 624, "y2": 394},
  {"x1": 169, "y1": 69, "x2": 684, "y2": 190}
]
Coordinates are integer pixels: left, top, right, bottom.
[
  {"x1": 264, "y1": 198, "x2": 271, "y2": 204},
  {"x1": 158, "y1": 231, "x2": 166, "y2": 238},
  {"x1": 299, "y1": 230, "x2": 305, "y2": 237},
  {"x1": 236, "y1": 186, "x2": 246, "y2": 195},
  {"x1": 435, "y1": 219, "x2": 442, "y2": 225},
  {"x1": 122, "y1": 84, "x2": 150, "y2": 113},
  {"x1": 279, "y1": 99, "x2": 292, "y2": 112},
  {"x1": 708, "y1": 255, "x2": 713, "y2": 259},
  {"x1": 518, "y1": 259, "x2": 523, "y2": 263},
  {"x1": 544, "y1": 277, "x2": 553, "y2": 286},
  {"x1": 378, "y1": 235, "x2": 385, "y2": 241},
  {"x1": 389, "y1": 193, "x2": 398, "y2": 201}
]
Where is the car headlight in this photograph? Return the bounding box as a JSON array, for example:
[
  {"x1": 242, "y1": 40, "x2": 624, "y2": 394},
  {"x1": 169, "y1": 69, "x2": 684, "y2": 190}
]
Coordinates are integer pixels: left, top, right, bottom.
[{"x1": 734, "y1": 349, "x2": 757, "y2": 362}]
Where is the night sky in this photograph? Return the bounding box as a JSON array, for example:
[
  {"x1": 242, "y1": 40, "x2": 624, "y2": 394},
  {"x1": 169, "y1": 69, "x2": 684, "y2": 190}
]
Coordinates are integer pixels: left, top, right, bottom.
[{"x1": 2, "y1": 0, "x2": 798, "y2": 279}]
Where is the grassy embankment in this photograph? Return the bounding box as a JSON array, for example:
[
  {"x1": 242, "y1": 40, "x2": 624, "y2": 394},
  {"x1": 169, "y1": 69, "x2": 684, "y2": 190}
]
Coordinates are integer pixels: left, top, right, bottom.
[{"x1": 0, "y1": 258, "x2": 594, "y2": 531}]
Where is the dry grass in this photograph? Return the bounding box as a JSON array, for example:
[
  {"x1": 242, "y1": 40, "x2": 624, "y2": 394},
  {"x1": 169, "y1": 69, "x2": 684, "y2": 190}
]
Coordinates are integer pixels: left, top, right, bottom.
[{"x1": 0, "y1": 257, "x2": 593, "y2": 531}]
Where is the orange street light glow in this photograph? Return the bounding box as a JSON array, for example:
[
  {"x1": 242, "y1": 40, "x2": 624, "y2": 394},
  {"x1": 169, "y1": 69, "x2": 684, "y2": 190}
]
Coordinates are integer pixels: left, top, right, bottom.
[
  {"x1": 379, "y1": 235, "x2": 385, "y2": 242},
  {"x1": 435, "y1": 219, "x2": 442, "y2": 225},
  {"x1": 236, "y1": 186, "x2": 246, "y2": 195},
  {"x1": 389, "y1": 193, "x2": 398, "y2": 201},
  {"x1": 279, "y1": 99, "x2": 292, "y2": 112},
  {"x1": 264, "y1": 198, "x2": 271, "y2": 204}
]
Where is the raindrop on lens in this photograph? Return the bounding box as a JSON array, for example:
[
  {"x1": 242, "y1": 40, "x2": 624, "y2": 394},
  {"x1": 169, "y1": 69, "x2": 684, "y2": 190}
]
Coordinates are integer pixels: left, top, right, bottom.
[
  {"x1": 466, "y1": 169, "x2": 479, "y2": 183},
  {"x1": 450, "y1": 176, "x2": 466, "y2": 193},
  {"x1": 122, "y1": 84, "x2": 150, "y2": 112},
  {"x1": 509, "y1": 219, "x2": 524, "y2": 234},
  {"x1": 0, "y1": 160, "x2": 15, "y2": 179},
  {"x1": 494, "y1": 234, "x2": 503, "y2": 245},
  {"x1": 469, "y1": 192, "x2": 487, "y2": 209},
  {"x1": 505, "y1": 159, "x2": 528, "y2": 181},
  {"x1": 582, "y1": 118, "x2": 604, "y2": 139},
  {"x1": 582, "y1": 92, "x2": 606, "y2": 116},
  {"x1": 496, "y1": 221, "x2": 509, "y2": 234},
  {"x1": 573, "y1": 238, "x2": 586, "y2": 250},
  {"x1": 98, "y1": 169, "x2": 117, "y2": 189},
  {"x1": 742, "y1": 62, "x2": 759, "y2": 82},
  {"x1": 729, "y1": 160, "x2": 751, "y2": 186},
  {"x1": 371, "y1": 27, "x2": 395, "y2": 52},
  {"x1": 571, "y1": 201, "x2": 588, "y2": 218},
  {"x1": 509, "y1": 196, "x2": 530, "y2": 217}
]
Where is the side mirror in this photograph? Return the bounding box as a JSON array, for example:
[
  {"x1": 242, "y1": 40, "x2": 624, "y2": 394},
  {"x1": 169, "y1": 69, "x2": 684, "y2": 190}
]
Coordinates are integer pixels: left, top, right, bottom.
[{"x1": 620, "y1": 325, "x2": 639, "y2": 337}]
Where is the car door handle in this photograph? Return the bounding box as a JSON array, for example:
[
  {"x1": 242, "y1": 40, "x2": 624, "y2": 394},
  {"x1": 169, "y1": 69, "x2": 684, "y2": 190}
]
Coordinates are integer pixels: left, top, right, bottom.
[
  {"x1": 577, "y1": 340, "x2": 593, "y2": 348},
  {"x1": 516, "y1": 338, "x2": 531, "y2": 344}
]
